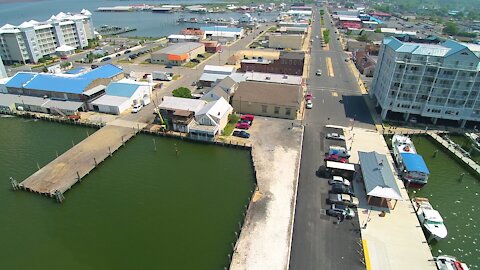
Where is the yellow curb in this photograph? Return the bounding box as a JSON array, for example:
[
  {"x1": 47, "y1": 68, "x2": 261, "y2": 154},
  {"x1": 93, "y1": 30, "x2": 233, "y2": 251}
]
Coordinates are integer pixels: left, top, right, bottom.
[{"x1": 362, "y1": 239, "x2": 372, "y2": 270}]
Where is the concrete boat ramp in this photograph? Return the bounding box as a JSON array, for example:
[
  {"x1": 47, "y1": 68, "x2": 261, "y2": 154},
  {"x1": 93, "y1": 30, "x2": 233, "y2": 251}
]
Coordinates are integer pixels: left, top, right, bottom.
[{"x1": 18, "y1": 119, "x2": 147, "y2": 200}]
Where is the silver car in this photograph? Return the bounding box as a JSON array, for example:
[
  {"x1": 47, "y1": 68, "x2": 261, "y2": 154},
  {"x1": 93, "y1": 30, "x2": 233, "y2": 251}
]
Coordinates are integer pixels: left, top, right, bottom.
[
  {"x1": 326, "y1": 193, "x2": 359, "y2": 207},
  {"x1": 326, "y1": 133, "x2": 345, "y2": 141}
]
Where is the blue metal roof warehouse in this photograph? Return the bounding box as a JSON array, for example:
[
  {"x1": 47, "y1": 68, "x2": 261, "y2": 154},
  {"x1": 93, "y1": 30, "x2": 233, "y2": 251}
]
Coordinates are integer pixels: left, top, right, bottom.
[
  {"x1": 400, "y1": 153, "x2": 430, "y2": 174},
  {"x1": 5, "y1": 64, "x2": 123, "y2": 94}
]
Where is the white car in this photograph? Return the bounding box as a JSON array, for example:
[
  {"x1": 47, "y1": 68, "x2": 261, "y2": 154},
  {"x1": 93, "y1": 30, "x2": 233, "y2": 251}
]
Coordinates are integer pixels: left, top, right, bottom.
[
  {"x1": 326, "y1": 133, "x2": 345, "y2": 141},
  {"x1": 132, "y1": 103, "x2": 143, "y2": 113},
  {"x1": 316, "y1": 69, "x2": 322, "y2": 76},
  {"x1": 328, "y1": 175, "x2": 351, "y2": 186},
  {"x1": 306, "y1": 99, "x2": 313, "y2": 109}
]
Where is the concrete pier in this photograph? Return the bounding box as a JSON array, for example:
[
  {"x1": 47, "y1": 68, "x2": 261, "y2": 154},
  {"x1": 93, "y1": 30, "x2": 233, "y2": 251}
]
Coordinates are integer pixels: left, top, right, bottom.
[
  {"x1": 428, "y1": 133, "x2": 480, "y2": 176},
  {"x1": 20, "y1": 120, "x2": 147, "y2": 196}
]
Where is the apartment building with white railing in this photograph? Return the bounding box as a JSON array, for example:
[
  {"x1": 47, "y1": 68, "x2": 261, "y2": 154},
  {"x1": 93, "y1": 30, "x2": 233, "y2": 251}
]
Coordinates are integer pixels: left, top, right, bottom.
[{"x1": 371, "y1": 37, "x2": 480, "y2": 127}]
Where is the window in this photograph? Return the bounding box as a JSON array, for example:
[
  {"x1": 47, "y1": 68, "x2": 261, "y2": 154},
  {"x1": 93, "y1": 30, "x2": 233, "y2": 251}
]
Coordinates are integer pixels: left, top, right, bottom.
[
  {"x1": 274, "y1": 107, "x2": 280, "y2": 114},
  {"x1": 261, "y1": 105, "x2": 267, "y2": 113},
  {"x1": 285, "y1": 108, "x2": 291, "y2": 116}
]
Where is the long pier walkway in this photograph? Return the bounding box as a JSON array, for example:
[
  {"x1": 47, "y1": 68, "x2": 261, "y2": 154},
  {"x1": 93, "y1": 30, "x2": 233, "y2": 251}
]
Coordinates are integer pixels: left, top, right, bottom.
[
  {"x1": 19, "y1": 119, "x2": 147, "y2": 197},
  {"x1": 429, "y1": 132, "x2": 480, "y2": 175}
]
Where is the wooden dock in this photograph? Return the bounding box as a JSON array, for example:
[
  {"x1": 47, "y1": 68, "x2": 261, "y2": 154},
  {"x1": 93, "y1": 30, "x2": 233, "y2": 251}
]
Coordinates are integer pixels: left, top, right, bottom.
[
  {"x1": 20, "y1": 121, "x2": 147, "y2": 198},
  {"x1": 429, "y1": 132, "x2": 480, "y2": 176}
]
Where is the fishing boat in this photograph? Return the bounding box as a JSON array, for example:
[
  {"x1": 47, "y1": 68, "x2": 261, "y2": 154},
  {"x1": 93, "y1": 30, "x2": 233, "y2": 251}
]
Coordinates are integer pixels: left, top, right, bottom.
[
  {"x1": 412, "y1": 197, "x2": 447, "y2": 241},
  {"x1": 435, "y1": 255, "x2": 469, "y2": 270},
  {"x1": 391, "y1": 134, "x2": 430, "y2": 187}
]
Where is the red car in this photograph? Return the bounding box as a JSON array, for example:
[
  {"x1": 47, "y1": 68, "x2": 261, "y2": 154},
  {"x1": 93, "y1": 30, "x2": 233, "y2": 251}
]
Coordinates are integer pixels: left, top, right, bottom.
[
  {"x1": 305, "y1": 92, "x2": 313, "y2": 101},
  {"x1": 241, "y1": 114, "x2": 254, "y2": 122},
  {"x1": 236, "y1": 122, "x2": 250, "y2": 130},
  {"x1": 61, "y1": 56, "x2": 68, "y2": 60},
  {"x1": 324, "y1": 154, "x2": 347, "y2": 163}
]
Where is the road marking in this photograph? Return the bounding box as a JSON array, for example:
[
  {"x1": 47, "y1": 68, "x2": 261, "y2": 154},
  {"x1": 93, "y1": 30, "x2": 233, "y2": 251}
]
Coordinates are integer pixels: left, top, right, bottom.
[
  {"x1": 331, "y1": 91, "x2": 338, "y2": 97},
  {"x1": 325, "y1": 57, "x2": 334, "y2": 77},
  {"x1": 362, "y1": 239, "x2": 372, "y2": 270}
]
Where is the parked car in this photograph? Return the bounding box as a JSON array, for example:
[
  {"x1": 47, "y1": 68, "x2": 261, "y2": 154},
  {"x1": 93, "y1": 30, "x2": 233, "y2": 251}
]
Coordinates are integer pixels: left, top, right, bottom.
[
  {"x1": 330, "y1": 183, "x2": 354, "y2": 196},
  {"x1": 101, "y1": 57, "x2": 111, "y2": 62},
  {"x1": 326, "y1": 193, "x2": 359, "y2": 207},
  {"x1": 324, "y1": 154, "x2": 347, "y2": 163},
  {"x1": 235, "y1": 122, "x2": 250, "y2": 130},
  {"x1": 233, "y1": 130, "x2": 251, "y2": 138},
  {"x1": 306, "y1": 99, "x2": 313, "y2": 109},
  {"x1": 116, "y1": 53, "x2": 121, "y2": 57},
  {"x1": 316, "y1": 69, "x2": 322, "y2": 76},
  {"x1": 198, "y1": 54, "x2": 205, "y2": 58},
  {"x1": 326, "y1": 133, "x2": 345, "y2": 141},
  {"x1": 241, "y1": 114, "x2": 254, "y2": 122},
  {"x1": 191, "y1": 59, "x2": 200, "y2": 63},
  {"x1": 124, "y1": 50, "x2": 131, "y2": 54},
  {"x1": 165, "y1": 65, "x2": 173, "y2": 69},
  {"x1": 60, "y1": 55, "x2": 68, "y2": 60},
  {"x1": 91, "y1": 64, "x2": 99, "y2": 69},
  {"x1": 305, "y1": 92, "x2": 313, "y2": 101},
  {"x1": 326, "y1": 204, "x2": 355, "y2": 219},
  {"x1": 238, "y1": 119, "x2": 252, "y2": 126},
  {"x1": 131, "y1": 103, "x2": 143, "y2": 113},
  {"x1": 328, "y1": 175, "x2": 350, "y2": 186}
]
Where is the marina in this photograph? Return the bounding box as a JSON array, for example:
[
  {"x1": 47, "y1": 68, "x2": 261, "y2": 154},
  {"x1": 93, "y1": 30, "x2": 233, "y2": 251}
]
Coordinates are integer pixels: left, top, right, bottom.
[
  {"x1": 96, "y1": 25, "x2": 137, "y2": 36},
  {"x1": 408, "y1": 135, "x2": 480, "y2": 269},
  {"x1": 1, "y1": 116, "x2": 255, "y2": 269}
]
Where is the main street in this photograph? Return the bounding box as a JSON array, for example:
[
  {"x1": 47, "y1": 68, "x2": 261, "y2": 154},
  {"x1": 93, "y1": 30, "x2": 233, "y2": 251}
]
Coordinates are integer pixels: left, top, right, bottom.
[{"x1": 289, "y1": 6, "x2": 375, "y2": 270}]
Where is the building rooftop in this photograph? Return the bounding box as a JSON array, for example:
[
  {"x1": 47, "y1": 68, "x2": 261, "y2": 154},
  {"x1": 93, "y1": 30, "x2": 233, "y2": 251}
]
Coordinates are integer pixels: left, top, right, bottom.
[
  {"x1": 105, "y1": 82, "x2": 141, "y2": 98},
  {"x1": 153, "y1": 42, "x2": 204, "y2": 56},
  {"x1": 201, "y1": 26, "x2": 243, "y2": 33},
  {"x1": 358, "y1": 151, "x2": 402, "y2": 200},
  {"x1": 244, "y1": 72, "x2": 303, "y2": 85},
  {"x1": 280, "y1": 51, "x2": 305, "y2": 60},
  {"x1": 384, "y1": 37, "x2": 480, "y2": 58},
  {"x1": 168, "y1": 34, "x2": 199, "y2": 40},
  {"x1": 233, "y1": 81, "x2": 301, "y2": 107},
  {"x1": 159, "y1": 96, "x2": 206, "y2": 114},
  {"x1": 203, "y1": 65, "x2": 235, "y2": 75},
  {"x1": 6, "y1": 64, "x2": 123, "y2": 94}
]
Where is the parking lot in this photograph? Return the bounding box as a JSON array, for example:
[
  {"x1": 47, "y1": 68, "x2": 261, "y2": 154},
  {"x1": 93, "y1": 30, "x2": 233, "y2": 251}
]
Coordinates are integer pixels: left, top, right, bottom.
[{"x1": 290, "y1": 125, "x2": 365, "y2": 270}]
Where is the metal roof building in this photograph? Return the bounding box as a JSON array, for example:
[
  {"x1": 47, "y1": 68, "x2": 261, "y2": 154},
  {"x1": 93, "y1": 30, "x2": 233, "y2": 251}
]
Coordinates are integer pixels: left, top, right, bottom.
[
  {"x1": 5, "y1": 64, "x2": 124, "y2": 100},
  {"x1": 358, "y1": 151, "x2": 403, "y2": 205}
]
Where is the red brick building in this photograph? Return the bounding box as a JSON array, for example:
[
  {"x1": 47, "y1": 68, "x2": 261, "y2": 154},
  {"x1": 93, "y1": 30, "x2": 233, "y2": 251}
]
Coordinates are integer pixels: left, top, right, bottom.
[
  {"x1": 180, "y1": 28, "x2": 206, "y2": 39},
  {"x1": 239, "y1": 51, "x2": 305, "y2": 76},
  {"x1": 201, "y1": 40, "x2": 221, "y2": 53}
]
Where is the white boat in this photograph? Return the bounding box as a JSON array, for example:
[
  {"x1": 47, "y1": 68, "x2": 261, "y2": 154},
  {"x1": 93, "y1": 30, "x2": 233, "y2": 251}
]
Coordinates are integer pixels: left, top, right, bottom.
[
  {"x1": 391, "y1": 135, "x2": 430, "y2": 187},
  {"x1": 412, "y1": 197, "x2": 447, "y2": 241},
  {"x1": 435, "y1": 255, "x2": 469, "y2": 270}
]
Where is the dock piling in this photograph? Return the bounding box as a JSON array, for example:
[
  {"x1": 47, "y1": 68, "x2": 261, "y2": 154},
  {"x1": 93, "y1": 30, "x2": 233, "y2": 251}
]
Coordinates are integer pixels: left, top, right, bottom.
[
  {"x1": 108, "y1": 146, "x2": 112, "y2": 157},
  {"x1": 77, "y1": 171, "x2": 81, "y2": 182},
  {"x1": 36, "y1": 162, "x2": 40, "y2": 170},
  {"x1": 10, "y1": 177, "x2": 19, "y2": 191},
  {"x1": 153, "y1": 138, "x2": 157, "y2": 151},
  {"x1": 94, "y1": 157, "x2": 97, "y2": 167},
  {"x1": 54, "y1": 190, "x2": 65, "y2": 203}
]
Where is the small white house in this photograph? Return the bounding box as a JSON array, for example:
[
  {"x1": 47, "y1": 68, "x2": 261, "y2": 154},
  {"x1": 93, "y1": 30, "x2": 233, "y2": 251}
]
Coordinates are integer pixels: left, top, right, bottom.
[{"x1": 87, "y1": 79, "x2": 152, "y2": 114}]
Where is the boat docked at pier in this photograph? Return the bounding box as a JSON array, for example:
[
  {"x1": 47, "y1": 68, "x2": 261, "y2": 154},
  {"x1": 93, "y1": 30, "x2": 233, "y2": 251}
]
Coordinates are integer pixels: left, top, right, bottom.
[
  {"x1": 392, "y1": 135, "x2": 430, "y2": 187},
  {"x1": 412, "y1": 197, "x2": 448, "y2": 241},
  {"x1": 435, "y1": 255, "x2": 470, "y2": 270}
]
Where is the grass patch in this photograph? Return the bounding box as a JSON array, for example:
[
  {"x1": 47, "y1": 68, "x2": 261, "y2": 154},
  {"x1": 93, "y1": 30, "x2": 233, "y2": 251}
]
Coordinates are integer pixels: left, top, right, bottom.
[
  {"x1": 222, "y1": 114, "x2": 240, "y2": 136},
  {"x1": 183, "y1": 61, "x2": 199, "y2": 68},
  {"x1": 323, "y1": 29, "x2": 330, "y2": 44},
  {"x1": 172, "y1": 74, "x2": 181, "y2": 80}
]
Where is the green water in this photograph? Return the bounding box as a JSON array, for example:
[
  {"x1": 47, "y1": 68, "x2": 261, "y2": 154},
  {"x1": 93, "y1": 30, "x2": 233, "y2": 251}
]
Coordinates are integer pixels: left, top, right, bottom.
[
  {"x1": 0, "y1": 116, "x2": 255, "y2": 269},
  {"x1": 410, "y1": 136, "x2": 480, "y2": 269}
]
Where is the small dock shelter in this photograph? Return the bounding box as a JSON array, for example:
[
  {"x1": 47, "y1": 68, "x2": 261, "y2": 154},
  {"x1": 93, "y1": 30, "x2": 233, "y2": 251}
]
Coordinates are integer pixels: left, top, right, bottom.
[{"x1": 358, "y1": 151, "x2": 403, "y2": 209}]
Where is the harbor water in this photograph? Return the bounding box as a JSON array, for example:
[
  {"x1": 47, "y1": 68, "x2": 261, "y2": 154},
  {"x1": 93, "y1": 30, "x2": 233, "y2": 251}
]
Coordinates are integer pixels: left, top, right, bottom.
[
  {"x1": 0, "y1": 116, "x2": 255, "y2": 269},
  {"x1": 0, "y1": 0, "x2": 280, "y2": 38},
  {"x1": 410, "y1": 136, "x2": 480, "y2": 269}
]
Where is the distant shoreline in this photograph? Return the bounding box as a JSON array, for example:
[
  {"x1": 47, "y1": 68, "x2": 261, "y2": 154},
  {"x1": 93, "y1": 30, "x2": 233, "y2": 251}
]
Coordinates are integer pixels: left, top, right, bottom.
[{"x1": 0, "y1": 0, "x2": 43, "y2": 3}]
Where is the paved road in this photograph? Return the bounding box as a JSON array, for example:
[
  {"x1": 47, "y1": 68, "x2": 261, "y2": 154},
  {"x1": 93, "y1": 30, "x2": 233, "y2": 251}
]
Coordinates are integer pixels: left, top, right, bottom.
[{"x1": 289, "y1": 6, "x2": 375, "y2": 270}]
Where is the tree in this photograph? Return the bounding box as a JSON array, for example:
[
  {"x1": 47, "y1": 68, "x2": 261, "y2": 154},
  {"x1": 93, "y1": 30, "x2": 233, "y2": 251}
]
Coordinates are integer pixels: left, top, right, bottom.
[
  {"x1": 172, "y1": 87, "x2": 192, "y2": 98},
  {"x1": 374, "y1": 28, "x2": 382, "y2": 33},
  {"x1": 443, "y1": 21, "x2": 459, "y2": 35},
  {"x1": 357, "y1": 34, "x2": 368, "y2": 42}
]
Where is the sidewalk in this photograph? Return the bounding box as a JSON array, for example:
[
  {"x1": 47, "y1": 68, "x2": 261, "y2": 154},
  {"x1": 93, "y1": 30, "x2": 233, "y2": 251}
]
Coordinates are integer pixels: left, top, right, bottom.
[
  {"x1": 230, "y1": 117, "x2": 304, "y2": 270},
  {"x1": 344, "y1": 126, "x2": 437, "y2": 270}
]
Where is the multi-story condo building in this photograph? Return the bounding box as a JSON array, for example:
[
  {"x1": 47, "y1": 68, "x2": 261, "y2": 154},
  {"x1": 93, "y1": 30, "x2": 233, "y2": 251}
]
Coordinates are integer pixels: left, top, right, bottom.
[
  {"x1": 0, "y1": 55, "x2": 7, "y2": 79},
  {"x1": 0, "y1": 9, "x2": 94, "y2": 64},
  {"x1": 371, "y1": 37, "x2": 480, "y2": 128}
]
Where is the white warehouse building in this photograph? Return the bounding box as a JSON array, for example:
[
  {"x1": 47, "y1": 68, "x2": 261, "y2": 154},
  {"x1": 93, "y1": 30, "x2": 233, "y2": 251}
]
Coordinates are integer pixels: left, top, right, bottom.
[
  {"x1": 371, "y1": 37, "x2": 480, "y2": 128},
  {"x1": 0, "y1": 9, "x2": 94, "y2": 64}
]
